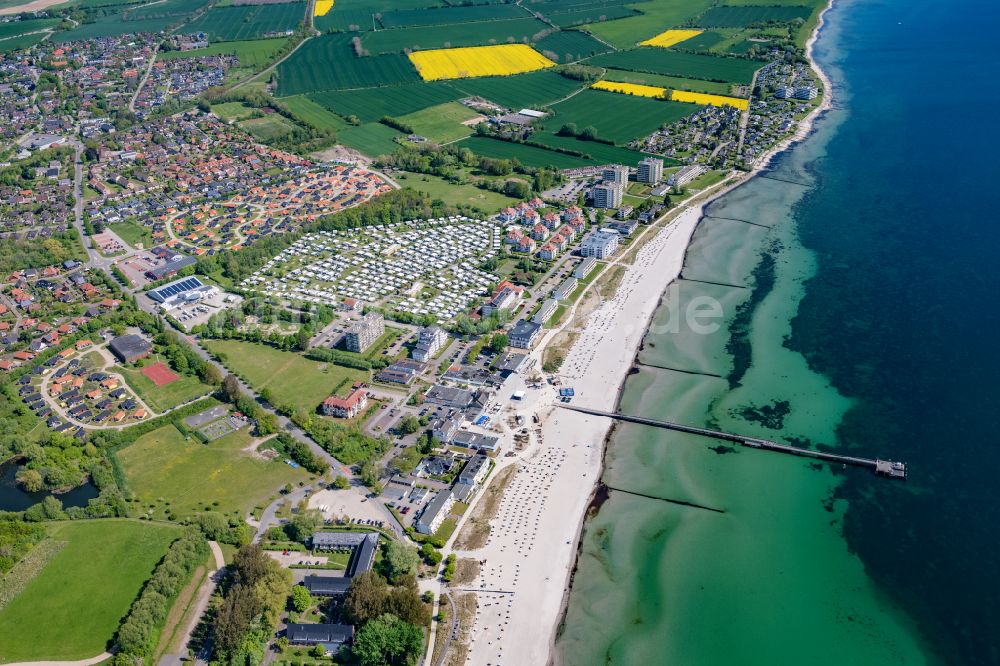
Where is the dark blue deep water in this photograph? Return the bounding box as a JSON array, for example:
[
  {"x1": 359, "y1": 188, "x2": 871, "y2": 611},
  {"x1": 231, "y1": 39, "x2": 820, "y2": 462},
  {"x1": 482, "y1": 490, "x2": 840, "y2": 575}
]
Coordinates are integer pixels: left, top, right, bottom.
[{"x1": 792, "y1": 0, "x2": 1000, "y2": 663}]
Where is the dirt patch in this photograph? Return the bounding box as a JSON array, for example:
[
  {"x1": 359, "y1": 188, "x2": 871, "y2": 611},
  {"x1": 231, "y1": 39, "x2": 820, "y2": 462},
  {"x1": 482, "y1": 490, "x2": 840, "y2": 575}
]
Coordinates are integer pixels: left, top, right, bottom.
[
  {"x1": 311, "y1": 144, "x2": 371, "y2": 165},
  {"x1": 452, "y1": 558, "x2": 480, "y2": 586},
  {"x1": 454, "y1": 464, "x2": 517, "y2": 551}
]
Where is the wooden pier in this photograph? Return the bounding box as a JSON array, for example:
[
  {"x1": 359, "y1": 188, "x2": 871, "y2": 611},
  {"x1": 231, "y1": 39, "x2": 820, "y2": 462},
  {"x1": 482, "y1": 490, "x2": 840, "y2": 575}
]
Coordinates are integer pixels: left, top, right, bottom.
[{"x1": 557, "y1": 405, "x2": 907, "y2": 480}]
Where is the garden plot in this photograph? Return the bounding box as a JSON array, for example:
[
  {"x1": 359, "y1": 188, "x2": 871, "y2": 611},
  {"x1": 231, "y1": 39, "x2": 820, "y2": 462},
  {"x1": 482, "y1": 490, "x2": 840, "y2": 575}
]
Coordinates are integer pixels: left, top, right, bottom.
[{"x1": 241, "y1": 217, "x2": 502, "y2": 323}]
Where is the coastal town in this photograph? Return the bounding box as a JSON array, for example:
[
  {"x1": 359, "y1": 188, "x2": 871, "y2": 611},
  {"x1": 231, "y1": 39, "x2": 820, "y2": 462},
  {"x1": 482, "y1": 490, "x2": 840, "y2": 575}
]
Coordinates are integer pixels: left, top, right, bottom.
[{"x1": 0, "y1": 0, "x2": 837, "y2": 664}]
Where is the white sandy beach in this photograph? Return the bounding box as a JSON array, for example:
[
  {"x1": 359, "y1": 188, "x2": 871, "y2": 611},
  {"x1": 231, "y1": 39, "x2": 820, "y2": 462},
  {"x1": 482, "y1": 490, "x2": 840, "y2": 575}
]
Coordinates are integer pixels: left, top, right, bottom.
[{"x1": 452, "y1": 206, "x2": 702, "y2": 666}]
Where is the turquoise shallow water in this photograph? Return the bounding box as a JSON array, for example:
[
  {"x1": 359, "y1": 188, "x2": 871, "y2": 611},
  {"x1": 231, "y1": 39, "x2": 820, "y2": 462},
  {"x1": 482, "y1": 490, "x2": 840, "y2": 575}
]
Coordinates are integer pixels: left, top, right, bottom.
[{"x1": 556, "y1": 0, "x2": 1000, "y2": 663}]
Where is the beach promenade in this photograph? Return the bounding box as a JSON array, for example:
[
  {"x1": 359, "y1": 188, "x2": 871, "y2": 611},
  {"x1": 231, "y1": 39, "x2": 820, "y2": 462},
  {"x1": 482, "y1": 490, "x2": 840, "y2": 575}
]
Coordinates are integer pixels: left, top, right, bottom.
[{"x1": 454, "y1": 206, "x2": 702, "y2": 666}]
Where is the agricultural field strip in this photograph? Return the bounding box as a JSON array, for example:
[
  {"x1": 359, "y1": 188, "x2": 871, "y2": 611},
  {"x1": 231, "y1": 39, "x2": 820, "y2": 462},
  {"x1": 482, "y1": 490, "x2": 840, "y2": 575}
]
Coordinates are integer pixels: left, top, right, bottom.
[
  {"x1": 591, "y1": 79, "x2": 749, "y2": 109},
  {"x1": 240, "y1": 217, "x2": 501, "y2": 323},
  {"x1": 409, "y1": 43, "x2": 556, "y2": 81}
]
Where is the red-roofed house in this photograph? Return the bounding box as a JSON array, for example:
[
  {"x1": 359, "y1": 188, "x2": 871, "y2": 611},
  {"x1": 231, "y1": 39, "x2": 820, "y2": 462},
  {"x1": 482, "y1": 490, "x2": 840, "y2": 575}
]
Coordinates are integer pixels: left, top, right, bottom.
[{"x1": 321, "y1": 384, "x2": 368, "y2": 419}]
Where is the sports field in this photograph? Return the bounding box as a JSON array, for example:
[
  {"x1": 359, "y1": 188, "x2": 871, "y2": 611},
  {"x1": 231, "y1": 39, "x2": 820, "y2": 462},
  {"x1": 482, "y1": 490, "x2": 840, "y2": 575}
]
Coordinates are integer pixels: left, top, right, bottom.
[
  {"x1": 409, "y1": 44, "x2": 555, "y2": 81},
  {"x1": 276, "y1": 35, "x2": 421, "y2": 95},
  {"x1": 307, "y1": 82, "x2": 459, "y2": 123},
  {"x1": 141, "y1": 361, "x2": 179, "y2": 387},
  {"x1": 363, "y1": 17, "x2": 550, "y2": 54},
  {"x1": 0, "y1": 520, "x2": 179, "y2": 662},
  {"x1": 398, "y1": 102, "x2": 480, "y2": 143},
  {"x1": 448, "y1": 69, "x2": 585, "y2": 108},
  {"x1": 549, "y1": 88, "x2": 700, "y2": 144},
  {"x1": 203, "y1": 339, "x2": 369, "y2": 413},
  {"x1": 587, "y1": 48, "x2": 764, "y2": 83},
  {"x1": 184, "y1": 1, "x2": 306, "y2": 41},
  {"x1": 119, "y1": 424, "x2": 309, "y2": 518},
  {"x1": 118, "y1": 360, "x2": 213, "y2": 412},
  {"x1": 639, "y1": 28, "x2": 703, "y2": 48},
  {"x1": 337, "y1": 122, "x2": 405, "y2": 156}
]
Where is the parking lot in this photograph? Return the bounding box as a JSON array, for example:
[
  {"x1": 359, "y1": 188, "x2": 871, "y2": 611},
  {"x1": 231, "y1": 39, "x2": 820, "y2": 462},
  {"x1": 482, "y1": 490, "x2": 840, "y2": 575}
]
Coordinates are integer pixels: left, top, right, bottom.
[{"x1": 167, "y1": 290, "x2": 243, "y2": 331}]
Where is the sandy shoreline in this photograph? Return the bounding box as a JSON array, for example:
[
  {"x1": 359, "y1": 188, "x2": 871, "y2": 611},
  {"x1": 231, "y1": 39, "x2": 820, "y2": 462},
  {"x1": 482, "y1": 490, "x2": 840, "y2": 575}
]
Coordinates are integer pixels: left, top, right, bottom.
[{"x1": 448, "y1": 4, "x2": 837, "y2": 664}]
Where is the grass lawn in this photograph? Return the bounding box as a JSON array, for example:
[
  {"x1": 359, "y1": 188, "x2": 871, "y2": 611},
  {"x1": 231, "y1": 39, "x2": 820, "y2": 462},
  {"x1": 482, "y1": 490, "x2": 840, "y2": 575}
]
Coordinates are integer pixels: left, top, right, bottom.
[
  {"x1": 204, "y1": 339, "x2": 369, "y2": 413},
  {"x1": 0, "y1": 520, "x2": 179, "y2": 662},
  {"x1": 394, "y1": 172, "x2": 518, "y2": 213},
  {"x1": 397, "y1": 102, "x2": 480, "y2": 144},
  {"x1": 212, "y1": 101, "x2": 258, "y2": 122},
  {"x1": 119, "y1": 423, "x2": 309, "y2": 519},
  {"x1": 239, "y1": 114, "x2": 300, "y2": 142},
  {"x1": 109, "y1": 221, "x2": 153, "y2": 249},
  {"x1": 117, "y1": 358, "x2": 214, "y2": 412}
]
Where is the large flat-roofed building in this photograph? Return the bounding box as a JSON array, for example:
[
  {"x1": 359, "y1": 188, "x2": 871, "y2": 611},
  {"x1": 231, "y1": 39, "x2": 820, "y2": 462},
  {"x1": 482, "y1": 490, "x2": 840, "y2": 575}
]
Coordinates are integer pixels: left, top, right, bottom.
[
  {"x1": 451, "y1": 430, "x2": 501, "y2": 452},
  {"x1": 552, "y1": 276, "x2": 578, "y2": 301},
  {"x1": 602, "y1": 165, "x2": 629, "y2": 185},
  {"x1": 637, "y1": 157, "x2": 663, "y2": 184},
  {"x1": 424, "y1": 384, "x2": 475, "y2": 410},
  {"x1": 416, "y1": 490, "x2": 454, "y2": 535},
  {"x1": 667, "y1": 164, "x2": 708, "y2": 187},
  {"x1": 574, "y1": 257, "x2": 597, "y2": 279},
  {"x1": 286, "y1": 623, "x2": 354, "y2": 652},
  {"x1": 376, "y1": 359, "x2": 424, "y2": 385},
  {"x1": 344, "y1": 313, "x2": 384, "y2": 353},
  {"x1": 508, "y1": 319, "x2": 541, "y2": 349},
  {"x1": 592, "y1": 183, "x2": 623, "y2": 209},
  {"x1": 108, "y1": 334, "x2": 152, "y2": 363},
  {"x1": 302, "y1": 575, "x2": 351, "y2": 597},
  {"x1": 413, "y1": 326, "x2": 447, "y2": 361},
  {"x1": 533, "y1": 298, "x2": 558, "y2": 325},
  {"x1": 147, "y1": 276, "x2": 208, "y2": 304},
  {"x1": 321, "y1": 384, "x2": 368, "y2": 418},
  {"x1": 579, "y1": 229, "x2": 620, "y2": 259},
  {"x1": 458, "y1": 454, "x2": 490, "y2": 486}
]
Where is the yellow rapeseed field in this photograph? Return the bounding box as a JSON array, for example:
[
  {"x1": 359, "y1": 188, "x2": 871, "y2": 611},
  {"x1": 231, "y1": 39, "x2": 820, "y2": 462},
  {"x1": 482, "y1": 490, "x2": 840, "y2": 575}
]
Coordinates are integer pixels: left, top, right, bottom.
[
  {"x1": 591, "y1": 80, "x2": 667, "y2": 99},
  {"x1": 671, "y1": 90, "x2": 749, "y2": 110},
  {"x1": 639, "y1": 29, "x2": 703, "y2": 49},
  {"x1": 314, "y1": 0, "x2": 333, "y2": 17},
  {"x1": 408, "y1": 44, "x2": 555, "y2": 81}
]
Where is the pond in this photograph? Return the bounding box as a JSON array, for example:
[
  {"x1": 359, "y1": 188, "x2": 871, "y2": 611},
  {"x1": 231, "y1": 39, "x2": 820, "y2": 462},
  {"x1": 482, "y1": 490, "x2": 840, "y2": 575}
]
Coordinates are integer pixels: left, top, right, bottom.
[{"x1": 0, "y1": 460, "x2": 99, "y2": 512}]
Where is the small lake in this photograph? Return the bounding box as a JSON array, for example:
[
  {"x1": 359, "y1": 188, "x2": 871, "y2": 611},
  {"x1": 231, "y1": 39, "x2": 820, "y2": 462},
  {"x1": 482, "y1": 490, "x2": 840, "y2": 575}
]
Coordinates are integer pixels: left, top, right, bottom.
[{"x1": 0, "y1": 461, "x2": 99, "y2": 512}]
